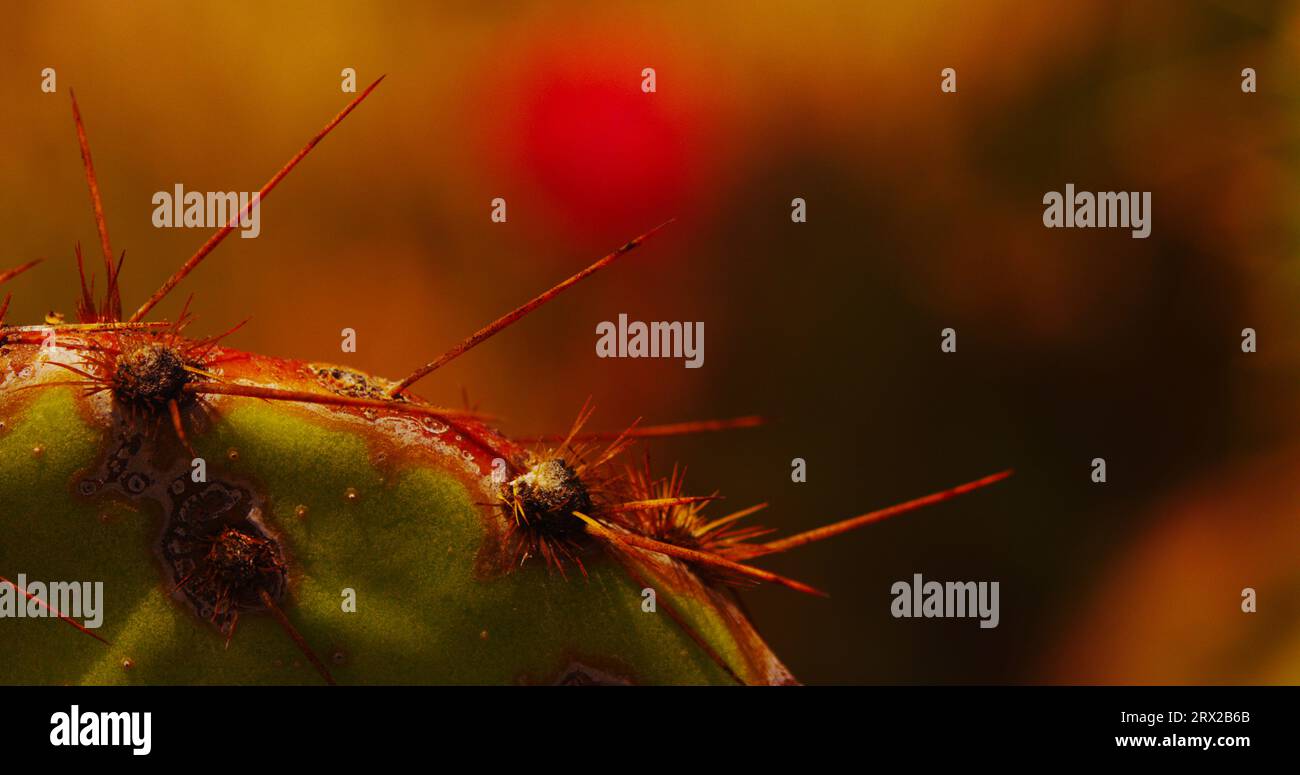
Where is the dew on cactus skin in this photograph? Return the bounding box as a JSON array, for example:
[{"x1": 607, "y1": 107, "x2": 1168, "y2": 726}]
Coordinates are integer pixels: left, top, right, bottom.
[
  {"x1": 31, "y1": 444, "x2": 45, "y2": 458},
  {"x1": 122, "y1": 658, "x2": 134, "y2": 671},
  {"x1": 294, "y1": 505, "x2": 309, "y2": 520},
  {"x1": 227, "y1": 447, "x2": 240, "y2": 463},
  {"x1": 343, "y1": 487, "x2": 359, "y2": 503}
]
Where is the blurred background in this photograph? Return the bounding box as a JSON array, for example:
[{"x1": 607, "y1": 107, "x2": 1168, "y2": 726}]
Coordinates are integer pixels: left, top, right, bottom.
[{"x1": 2, "y1": 0, "x2": 1298, "y2": 683}]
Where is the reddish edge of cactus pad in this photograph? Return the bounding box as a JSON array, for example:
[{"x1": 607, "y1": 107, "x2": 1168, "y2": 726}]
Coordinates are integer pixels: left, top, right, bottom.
[{"x1": 0, "y1": 81, "x2": 1011, "y2": 685}]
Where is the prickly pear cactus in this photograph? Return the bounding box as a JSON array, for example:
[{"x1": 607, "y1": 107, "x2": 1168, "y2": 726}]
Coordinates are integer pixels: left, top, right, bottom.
[
  {"x1": 0, "y1": 83, "x2": 1008, "y2": 686},
  {"x1": 0, "y1": 334, "x2": 799, "y2": 684}
]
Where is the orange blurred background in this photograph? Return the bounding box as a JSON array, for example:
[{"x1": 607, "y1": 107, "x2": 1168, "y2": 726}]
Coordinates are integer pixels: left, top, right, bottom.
[{"x1": 2, "y1": 0, "x2": 1298, "y2": 683}]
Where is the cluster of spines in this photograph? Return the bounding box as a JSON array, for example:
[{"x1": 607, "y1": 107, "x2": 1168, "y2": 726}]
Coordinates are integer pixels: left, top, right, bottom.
[{"x1": 0, "y1": 81, "x2": 1013, "y2": 684}]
